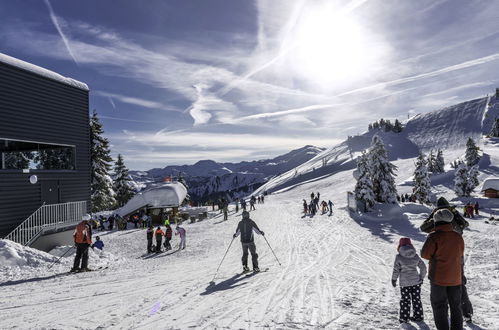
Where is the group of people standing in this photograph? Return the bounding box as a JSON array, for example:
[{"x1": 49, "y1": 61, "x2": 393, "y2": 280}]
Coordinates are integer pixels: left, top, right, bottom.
[
  {"x1": 146, "y1": 219, "x2": 186, "y2": 254},
  {"x1": 392, "y1": 197, "x2": 473, "y2": 329},
  {"x1": 302, "y1": 192, "x2": 333, "y2": 216},
  {"x1": 463, "y1": 201, "x2": 479, "y2": 218}
]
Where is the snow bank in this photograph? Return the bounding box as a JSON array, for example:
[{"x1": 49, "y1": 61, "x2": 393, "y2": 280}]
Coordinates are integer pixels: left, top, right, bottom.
[
  {"x1": 0, "y1": 239, "x2": 56, "y2": 268},
  {"x1": 0, "y1": 53, "x2": 89, "y2": 90}
]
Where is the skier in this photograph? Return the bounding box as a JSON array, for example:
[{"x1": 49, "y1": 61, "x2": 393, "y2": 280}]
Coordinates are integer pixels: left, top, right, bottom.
[
  {"x1": 321, "y1": 201, "x2": 328, "y2": 214},
  {"x1": 241, "y1": 199, "x2": 247, "y2": 211},
  {"x1": 223, "y1": 202, "x2": 228, "y2": 221},
  {"x1": 233, "y1": 211, "x2": 264, "y2": 273},
  {"x1": 303, "y1": 199, "x2": 308, "y2": 215},
  {"x1": 235, "y1": 198, "x2": 239, "y2": 213},
  {"x1": 175, "y1": 225, "x2": 186, "y2": 250},
  {"x1": 391, "y1": 237, "x2": 426, "y2": 324},
  {"x1": 107, "y1": 214, "x2": 115, "y2": 230},
  {"x1": 91, "y1": 236, "x2": 104, "y2": 250},
  {"x1": 261, "y1": 195, "x2": 264, "y2": 204},
  {"x1": 310, "y1": 192, "x2": 315, "y2": 200},
  {"x1": 474, "y1": 201, "x2": 479, "y2": 216},
  {"x1": 146, "y1": 225, "x2": 154, "y2": 253},
  {"x1": 155, "y1": 226, "x2": 164, "y2": 253},
  {"x1": 164, "y1": 224, "x2": 173, "y2": 250},
  {"x1": 421, "y1": 209, "x2": 465, "y2": 330},
  {"x1": 70, "y1": 214, "x2": 93, "y2": 272},
  {"x1": 250, "y1": 198, "x2": 256, "y2": 211},
  {"x1": 328, "y1": 200, "x2": 334, "y2": 216}
]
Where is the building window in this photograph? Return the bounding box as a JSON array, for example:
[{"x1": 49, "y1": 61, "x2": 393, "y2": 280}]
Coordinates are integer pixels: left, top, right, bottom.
[{"x1": 0, "y1": 138, "x2": 76, "y2": 170}]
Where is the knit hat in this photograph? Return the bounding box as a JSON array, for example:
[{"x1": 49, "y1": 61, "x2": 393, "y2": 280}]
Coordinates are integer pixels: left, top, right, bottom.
[
  {"x1": 436, "y1": 197, "x2": 451, "y2": 209},
  {"x1": 242, "y1": 211, "x2": 250, "y2": 219},
  {"x1": 434, "y1": 208, "x2": 454, "y2": 223},
  {"x1": 398, "y1": 237, "x2": 412, "y2": 250}
]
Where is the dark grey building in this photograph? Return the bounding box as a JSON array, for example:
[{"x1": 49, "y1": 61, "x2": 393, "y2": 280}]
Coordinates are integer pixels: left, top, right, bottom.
[{"x1": 0, "y1": 53, "x2": 91, "y2": 240}]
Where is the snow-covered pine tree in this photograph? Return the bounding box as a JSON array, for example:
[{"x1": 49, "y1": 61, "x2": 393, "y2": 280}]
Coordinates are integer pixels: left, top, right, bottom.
[
  {"x1": 468, "y1": 165, "x2": 480, "y2": 194},
  {"x1": 90, "y1": 110, "x2": 116, "y2": 212},
  {"x1": 490, "y1": 118, "x2": 499, "y2": 137},
  {"x1": 354, "y1": 152, "x2": 375, "y2": 211},
  {"x1": 435, "y1": 149, "x2": 445, "y2": 173},
  {"x1": 454, "y1": 163, "x2": 470, "y2": 197},
  {"x1": 465, "y1": 137, "x2": 480, "y2": 166},
  {"x1": 113, "y1": 154, "x2": 135, "y2": 208},
  {"x1": 368, "y1": 135, "x2": 398, "y2": 203},
  {"x1": 427, "y1": 150, "x2": 435, "y2": 172},
  {"x1": 413, "y1": 153, "x2": 432, "y2": 204},
  {"x1": 393, "y1": 119, "x2": 403, "y2": 133}
]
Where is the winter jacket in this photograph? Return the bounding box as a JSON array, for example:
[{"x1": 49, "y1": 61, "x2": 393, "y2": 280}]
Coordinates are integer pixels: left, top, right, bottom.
[
  {"x1": 421, "y1": 223, "x2": 465, "y2": 286},
  {"x1": 155, "y1": 229, "x2": 164, "y2": 239},
  {"x1": 74, "y1": 221, "x2": 92, "y2": 244},
  {"x1": 175, "y1": 227, "x2": 186, "y2": 237},
  {"x1": 392, "y1": 245, "x2": 427, "y2": 287},
  {"x1": 234, "y1": 218, "x2": 262, "y2": 243},
  {"x1": 146, "y1": 228, "x2": 154, "y2": 240},
  {"x1": 165, "y1": 226, "x2": 173, "y2": 239},
  {"x1": 92, "y1": 240, "x2": 104, "y2": 250}
]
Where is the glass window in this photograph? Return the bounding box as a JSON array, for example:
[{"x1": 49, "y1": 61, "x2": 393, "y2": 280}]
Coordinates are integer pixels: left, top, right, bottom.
[{"x1": 0, "y1": 138, "x2": 76, "y2": 170}]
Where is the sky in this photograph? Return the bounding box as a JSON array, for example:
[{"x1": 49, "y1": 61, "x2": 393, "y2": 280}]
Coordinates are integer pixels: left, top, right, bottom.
[{"x1": 1, "y1": 0, "x2": 499, "y2": 170}]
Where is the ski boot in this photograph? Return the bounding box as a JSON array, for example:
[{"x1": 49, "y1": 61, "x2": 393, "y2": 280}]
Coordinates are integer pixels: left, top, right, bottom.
[
  {"x1": 253, "y1": 267, "x2": 260, "y2": 273},
  {"x1": 69, "y1": 267, "x2": 80, "y2": 273},
  {"x1": 242, "y1": 266, "x2": 250, "y2": 273}
]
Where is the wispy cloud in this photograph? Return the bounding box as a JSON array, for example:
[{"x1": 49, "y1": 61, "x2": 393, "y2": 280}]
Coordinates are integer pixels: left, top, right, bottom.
[
  {"x1": 108, "y1": 97, "x2": 116, "y2": 110},
  {"x1": 44, "y1": 0, "x2": 78, "y2": 65},
  {"x1": 95, "y1": 91, "x2": 181, "y2": 112}
]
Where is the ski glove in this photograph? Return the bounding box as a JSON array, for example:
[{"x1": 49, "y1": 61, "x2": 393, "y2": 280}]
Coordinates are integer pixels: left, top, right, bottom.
[{"x1": 391, "y1": 280, "x2": 397, "y2": 287}]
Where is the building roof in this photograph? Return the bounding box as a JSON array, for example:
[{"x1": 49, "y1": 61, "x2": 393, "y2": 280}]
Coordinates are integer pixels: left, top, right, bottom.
[
  {"x1": 117, "y1": 182, "x2": 188, "y2": 216},
  {"x1": 481, "y1": 178, "x2": 499, "y2": 192},
  {"x1": 0, "y1": 53, "x2": 89, "y2": 91}
]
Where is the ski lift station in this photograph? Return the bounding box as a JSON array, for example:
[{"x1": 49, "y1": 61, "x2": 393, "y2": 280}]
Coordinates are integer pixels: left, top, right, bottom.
[{"x1": 0, "y1": 53, "x2": 91, "y2": 250}]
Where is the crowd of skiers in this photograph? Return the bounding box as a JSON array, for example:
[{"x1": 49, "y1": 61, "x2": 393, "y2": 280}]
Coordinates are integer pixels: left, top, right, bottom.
[
  {"x1": 392, "y1": 197, "x2": 473, "y2": 329},
  {"x1": 146, "y1": 220, "x2": 186, "y2": 254},
  {"x1": 302, "y1": 192, "x2": 333, "y2": 216}
]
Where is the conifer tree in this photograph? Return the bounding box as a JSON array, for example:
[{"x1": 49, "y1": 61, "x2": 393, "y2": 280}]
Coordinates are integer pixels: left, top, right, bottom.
[
  {"x1": 435, "y1": 149, "x2": 445, "y2": 173},
  {"x1": 468, "y1": 165, "x2": 480, "y2": 194},
  {"x1": 427, "y1": 150, "x2": 435, "y2": 172},
  {"x1": 113, "y1": 154, "x2": 135, "y2": 208},
  {"x1": 465, "y1": 137, "x2": 480, "y2": 167},
  {"x1": 454, "y1": 163, "x2": 475, "y2": 197},
  {"x1": 489, "y1": 118, "x2": 499, "y2": 137},
  {"x1": 90, "y1": 110, "x2": 116, "y2": 212},
  {"x1": 393, "y1": 119, "x2": 403, "y2": 133},
  {"x1": 354, "y1": 152, "x2": 375, "y2": 210},
  {"x1": 413, "y1": 153, "x2": 432, "y2": 203},
  {"x1": 368, "y1": 135, "x2": 398, "y2": 203}
]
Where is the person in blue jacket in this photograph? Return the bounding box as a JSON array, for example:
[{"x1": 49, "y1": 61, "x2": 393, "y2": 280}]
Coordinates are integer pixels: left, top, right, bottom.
[{"x1": 91, "y1": 236, "x2": 104, "y2": 250}]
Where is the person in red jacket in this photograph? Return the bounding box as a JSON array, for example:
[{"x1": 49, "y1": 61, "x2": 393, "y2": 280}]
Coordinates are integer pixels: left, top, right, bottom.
[
  {"x1": 71, "y1": 214, "x2": 93, "y2": 272},
  {"x1": 421, "y1": 209, "x2": 465, "y2": 330},
  {"x1": 163, "y1": 224, "x2": 173, "y2": 251},
  {"x1": 155, "y1": 227, "x2": 164, "y2": 253}
]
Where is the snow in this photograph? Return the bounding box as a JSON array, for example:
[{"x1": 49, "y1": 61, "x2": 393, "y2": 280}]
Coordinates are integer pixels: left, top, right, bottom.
[
  {"x1": 481, "y1": 178, "x2": 499, "y2": 191},
  {"x1": 0, "y1": 52, "x2": 89, "y2": 91},
  {"x1": 117, "y1": 182, "x2": 187, "y2": 216},
  {"x1": 1, "y1": 93, "x2": 499, "y2": 329}
]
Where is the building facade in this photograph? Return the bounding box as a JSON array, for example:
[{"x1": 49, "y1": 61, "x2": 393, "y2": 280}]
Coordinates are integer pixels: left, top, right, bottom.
[{"x1": 0, "y1": 53, "x2": 91, "y2": 238}]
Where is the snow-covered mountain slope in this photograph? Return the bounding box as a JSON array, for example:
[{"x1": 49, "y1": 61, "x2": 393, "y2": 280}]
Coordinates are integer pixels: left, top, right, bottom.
[
  {"x1": 255, "y1": 96, "x2": 495, "y2": 196},
  {"x1": 130, "y1": 145, "x2": 324, "y2": 201}
]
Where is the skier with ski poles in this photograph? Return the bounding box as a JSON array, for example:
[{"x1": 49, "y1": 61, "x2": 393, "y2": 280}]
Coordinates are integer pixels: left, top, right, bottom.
[
  {"x1": 70, "y1": 214, "x2": 93, "y2": 272},
  {"x1": 233, "y1": 211, "x2": 264, "y2": 273}
]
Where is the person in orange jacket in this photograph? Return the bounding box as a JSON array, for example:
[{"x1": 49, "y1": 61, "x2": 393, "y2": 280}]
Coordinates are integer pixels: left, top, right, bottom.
[
  {"x1": 421, "y1": 209, "x2": 465, "y2": 330},
  {"x1": 71, "y1": 214, "x2": 93, "y2": 272},
  {"x1": 155, "y1": 226, "x2": 165, "y2": 253}
]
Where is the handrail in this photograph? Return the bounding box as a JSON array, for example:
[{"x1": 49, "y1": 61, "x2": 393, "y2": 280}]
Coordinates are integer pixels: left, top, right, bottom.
[{"x1": 4, "y1": 201, "x2": 87, "y2": 246}]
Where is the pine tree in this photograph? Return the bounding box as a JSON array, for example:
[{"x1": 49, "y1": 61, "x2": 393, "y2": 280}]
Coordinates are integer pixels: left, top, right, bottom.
[
  {"x1": 465, "y1": 137, "x2": 480, "y2": 167},
  {"x1": 393, "y1": 119, "x2": 403, "y2": 133},
  {"x1": 90, "y1": 110, "x2": 116, "y2": 212},
  {"x1": 368, "y1": 135, "x2": 398, "y2": 203},
  {"x1": 354, "y1": 152, "x2": 375, "y2": 210},
  {"x1": 489, "y1": 118, "x2": 499, "y2": 137},
  {"x1": 413, "y1": 153, "x2": 432, "y2": 203},
  {"x1": 454, "y1": 163, "x2": 470, "y2": 197},
  {"x1": 468, "y1": 165, "x2": 480, "y2": 194},
  {"x1": 113, "y1": 154, "x2": 135, "y2": 208},
  {"x1": 435, "y1": 149, "x2": 445, "y2": 173},
  {"x1": 427, "y1": 150, "x2": 435, "y2": 172}
]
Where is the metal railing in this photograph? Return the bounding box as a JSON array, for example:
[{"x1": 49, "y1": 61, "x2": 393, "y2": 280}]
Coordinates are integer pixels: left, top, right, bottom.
[{"x1": 4, "y1": 201, "x2": 87, "y2": 246}]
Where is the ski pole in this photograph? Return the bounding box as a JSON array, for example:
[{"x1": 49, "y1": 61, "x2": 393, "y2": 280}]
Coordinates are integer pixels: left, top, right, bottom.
[
  {"x1": 263, "y1": 235, "x2": 282, "y2": 266},
  {"x1": 211, "y1": 237, "x2": 235, "y2": 283},
  {"x1": 48, "y1": 245, "x2": 75, "y2": 270}
]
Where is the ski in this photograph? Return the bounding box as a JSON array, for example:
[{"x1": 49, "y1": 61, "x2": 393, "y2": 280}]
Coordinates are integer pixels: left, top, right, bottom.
[{"x1": 68, "y1": 266, "x2": 108, "y2": 274}]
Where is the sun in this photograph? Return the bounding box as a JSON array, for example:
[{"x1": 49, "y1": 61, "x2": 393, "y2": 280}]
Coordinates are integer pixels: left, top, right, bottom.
[{"x1": 290, "y1": 8, "x2": 368, "y2": 84}]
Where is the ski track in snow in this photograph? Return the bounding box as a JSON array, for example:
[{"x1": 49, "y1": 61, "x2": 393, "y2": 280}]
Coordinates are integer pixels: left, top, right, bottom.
[{"x1": 1, "y1": 196, "x2": 499, "y2": 329}]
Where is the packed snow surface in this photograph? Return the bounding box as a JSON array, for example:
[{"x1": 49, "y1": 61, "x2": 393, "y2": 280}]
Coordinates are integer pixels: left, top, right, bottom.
[{"x1": 0, "y1": 52, "x2": 89, "y2": 91}]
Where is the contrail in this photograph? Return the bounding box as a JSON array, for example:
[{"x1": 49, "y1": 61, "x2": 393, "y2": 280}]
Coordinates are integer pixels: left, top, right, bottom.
[{"x1": 44, "y1": 0, "x2": 78, "y2": 65}]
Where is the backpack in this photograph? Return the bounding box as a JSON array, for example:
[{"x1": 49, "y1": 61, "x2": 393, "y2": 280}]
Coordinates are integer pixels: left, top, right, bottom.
[{"x1": 74, "y1": 222, "x2": 91, "y2": 244}]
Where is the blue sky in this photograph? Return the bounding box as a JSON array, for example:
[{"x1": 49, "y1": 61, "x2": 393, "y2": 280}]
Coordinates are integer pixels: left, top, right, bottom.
[{"x1": 1, "y1": 0, "x2": 499, "y2": 170}]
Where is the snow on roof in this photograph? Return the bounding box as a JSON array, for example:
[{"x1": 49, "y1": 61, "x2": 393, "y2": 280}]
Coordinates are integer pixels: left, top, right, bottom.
[
  {"x1": 0, "y1": 52, "x2": 89, "y2": 91},
  {"x1": 481, "y1": 178, "x2": 499, "y2": 191},
  {"x1": 117, "y1": 182, "x2": 188, "y2": 216}
]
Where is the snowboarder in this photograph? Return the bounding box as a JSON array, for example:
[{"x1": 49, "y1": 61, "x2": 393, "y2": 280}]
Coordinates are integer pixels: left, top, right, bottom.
[
  {"x1": 155, "y1": 227, "x2": 164, "y2": 252},
  {"x1": 175, "y1": 225, "x2": 186, "y2": 250},
  {"x1": 233, "y1": 211, "x2": 264, "y2": 273},
  {"x1": 91, "y1": 236, "x2": 104, "y2": 250},
  {"x1": 328, "y1": 200, "x2": 334, "y2": 216},
  {"x1": 164, "y1": 224, "x2": 173, "y2": 250},
  {"x1": 421, "y1": 209, "x2": 465, "y2": 330},
  {"x1": 146, "y1": 226, "x2": 154, "y2": 253},
  {"x1": 391, "y1": 237, "x2": 426, "y2": 324},
  {"x1": 71, "y1": 214, "x2": 93, "y2": 272}
]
